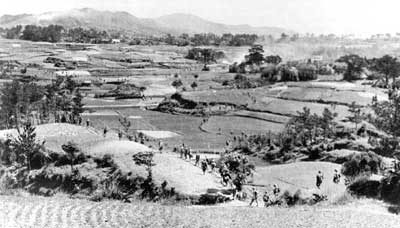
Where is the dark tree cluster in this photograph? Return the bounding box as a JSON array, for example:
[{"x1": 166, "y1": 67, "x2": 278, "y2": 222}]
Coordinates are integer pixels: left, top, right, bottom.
[
  {"x1": 161, "y1": 33, "x2": 259, "y2": 46},
  {"x1": 65, "y1": 27, "x2": 111, "y2": 43},
  {"x1": 2, "y1": 25, "x2": 113, "y2": 44},
  {"x1": 21, "y1": 25, "x2": 64, "y2": 42},
  {"x1": 186, "y1": 48, "x2": 225, "y2": 63}
]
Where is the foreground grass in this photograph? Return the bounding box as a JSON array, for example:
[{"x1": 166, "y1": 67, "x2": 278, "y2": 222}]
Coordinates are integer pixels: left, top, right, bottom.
[{"x1": 0, "y1": 195, "x2": 399, "y2": 228}]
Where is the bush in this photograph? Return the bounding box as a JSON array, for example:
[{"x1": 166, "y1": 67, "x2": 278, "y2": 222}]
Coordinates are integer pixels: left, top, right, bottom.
[
  {"x1": 381, "y1": 172, "x2": 400, "y2": 204},
  {"x1": 94, "y1": 154, "x2": 118, "y2": 170},
  {"x1": 341, "y1": 152, "x2": 382, "y2": 177},
  {"x1": 261, "y1": 65, "x2": 279, "y2": 82},
  {"x1": 234, "y1": 74, "x2": 247, "y2": 81},
  {"x1": 171, "y1": 79, "x2": 183, "y2": 88},
  {"x1": 229, "y1": 62, "x2": 246, "y2": 73},
  {"x1": 347, "y1": 175, "x2": 381, "y2": 198}
]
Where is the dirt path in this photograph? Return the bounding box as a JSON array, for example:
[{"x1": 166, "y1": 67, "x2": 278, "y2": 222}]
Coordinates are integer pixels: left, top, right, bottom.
[{"x1": 1, "y1": 195, "x2": 399, "y2": 228}]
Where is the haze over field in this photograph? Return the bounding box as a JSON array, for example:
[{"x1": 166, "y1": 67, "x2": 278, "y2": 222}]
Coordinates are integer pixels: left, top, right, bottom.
[{"x1": 1, "y1": 0, "x2": 400, "y2": 36}]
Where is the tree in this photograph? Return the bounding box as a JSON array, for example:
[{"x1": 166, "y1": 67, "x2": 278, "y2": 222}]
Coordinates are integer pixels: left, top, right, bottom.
[
  {"x1": 0, "y1": 80, "x2": 46, "y2": 129},
  {"x1": 172, "y1": 79, "x2": 183, "y2": 89},
  {"x1": 371, "y1": 93, "x2": 400, "y2": 152},
  {"x1": 132, "y1": 152, "x2": 156, "y2": 199},
  {"x1": 336, "y1": 55, "x2": 366, "y2": 81},
  {"x1": 12, "y1": 122, "x2": 48, "y2": 170},
  {"x1": 118, "y1": 116, "x2": 132, "y2": 136},
  {"x1": 65, "y1": 76, "x2": 77, "y2": 94},
  {"x1": 278, "y1": 33, "x2": 289, "y2": 42},
  {"x1": 348, "y1": 101, "x2": 363, "y2": 130},
  {"x1": 186, "y1": 48, "x2": 225, "y2": 64},
  {"x1": 191, "y1": 81, "x2": 198, "y2": 90},
  {"x1": 289, "y1": 107, "x2": 319, "y2": 145},
  {"x1": 5, "y1": 25, "x2": 22, "y2": 39},
  {"x1": 71, "y1": 90, "x2": 84, "y2": 118},
  {"x1": 321, "y1": 108, "x2": 337, "y2": 140},
  {"x1": 61, "y1": 141, "x2": 80, "y2": 173},
  {"x1": 261, "y1": 65, "x2": 279, "y2": 82},
  {"x1": 246, "y1": 45, "x2": 264, "y2": 65},
  {"x1": 370, "y1": 55, "x2": 400, "y2": 89},
  {"x1": 264, "y1": 55, "x2": 282, "y2": 65}
]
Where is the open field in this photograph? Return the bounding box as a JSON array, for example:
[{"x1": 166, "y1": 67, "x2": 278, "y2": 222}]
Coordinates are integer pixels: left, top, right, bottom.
[{"x1": 1, "y1": 195, "x2": 399, "y2": 228}]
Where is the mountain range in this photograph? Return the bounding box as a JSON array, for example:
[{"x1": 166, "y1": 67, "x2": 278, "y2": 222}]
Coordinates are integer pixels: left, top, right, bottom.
[{"x1": 0, "y1": 8, "x2": 291, "y2": 36}]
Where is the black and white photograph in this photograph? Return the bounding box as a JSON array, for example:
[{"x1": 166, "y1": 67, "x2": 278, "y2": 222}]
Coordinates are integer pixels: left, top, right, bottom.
[{"x1": 1, "y1": 0, "x2": 400, "y2": 227}]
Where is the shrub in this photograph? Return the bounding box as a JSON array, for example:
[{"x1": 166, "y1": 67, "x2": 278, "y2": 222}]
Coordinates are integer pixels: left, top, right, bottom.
[
  {"x1": 381, "y1": 172, "x2": 400, "y2": 204},
  {"x1": 347, "y1": 174, "x2": 381, "y2": 198},
  {"x1": 234, "y1": 74, "x2": 247, "y2": 81},
  {"x1": 261, "y1": 65, "x2": 279, "y2": 82},
  {"x1": 171, "y1": 79, "x2": 183, "y2": 88},
  {"x1": 94, "y1": 154, "x2": 118, "y2": 170},
  {"x1": 341, "y1": 152, "x2": 382, "y2": 178}
]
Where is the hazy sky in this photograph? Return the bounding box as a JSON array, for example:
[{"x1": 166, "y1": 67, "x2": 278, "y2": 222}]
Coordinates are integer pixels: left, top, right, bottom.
[{"x1": 1, "y1": 0, "x2": 400, "y2": 36}]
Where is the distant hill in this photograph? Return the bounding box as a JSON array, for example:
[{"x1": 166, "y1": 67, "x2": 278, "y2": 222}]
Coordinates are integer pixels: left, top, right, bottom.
[
  {"x1": 0, "y1": 8, "x2": 292, "y2": 36},
  {"x1": 155, "y1": 13, "x2": 291, "y2": 36}
]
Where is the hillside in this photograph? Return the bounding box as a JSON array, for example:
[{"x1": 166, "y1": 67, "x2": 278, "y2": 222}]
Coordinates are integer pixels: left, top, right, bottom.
[
  {"x1": 0, "y1": 8, "x2": 291, "y2": 36},
  {"x1": 155, "y1": 13, "x2": 292, "y2": 36}
]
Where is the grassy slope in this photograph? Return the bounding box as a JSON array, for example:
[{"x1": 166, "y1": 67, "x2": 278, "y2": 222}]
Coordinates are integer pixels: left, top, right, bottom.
[
  {"x1": 253, "y1": 162, "x2": 345, "y2": 202},
  {"x1": 0, "y1": 123, "x2": 104, "y2": 153}
]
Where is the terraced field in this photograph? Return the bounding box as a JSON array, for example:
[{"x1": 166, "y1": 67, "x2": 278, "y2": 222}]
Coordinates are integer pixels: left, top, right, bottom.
[
  {"x1": 1, "y1": 195, "x2": 399, "y2": 228},
  {"x1": 202, "y1": 116, "x2": 285, "y2": 135},
  {"x1": 84, "y1": 108, "x2": 229, "y2": 150}
]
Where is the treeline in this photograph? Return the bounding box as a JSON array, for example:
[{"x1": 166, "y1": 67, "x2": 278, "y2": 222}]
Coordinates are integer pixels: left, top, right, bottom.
[
  {"x1": 4, "y1": 24, "x2": 65, "y2": 42},
  {"x1": 1, "y1": 24, "x2": 259, "y2": 46},
  {"x1": 152, "y1": 33, "x2": 259, "y2": 46},
  {"x1": 2, "y1": 24, "x2": 116, "y2": 43}
]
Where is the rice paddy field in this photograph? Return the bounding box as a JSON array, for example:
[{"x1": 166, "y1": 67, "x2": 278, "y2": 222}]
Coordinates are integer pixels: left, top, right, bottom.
[
  {"x1": 202, "y1": 115, "x2": 285, "y2": 135},
  {"x1": 81, "y1": 108, "x2": 229, "y2": 150}
]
